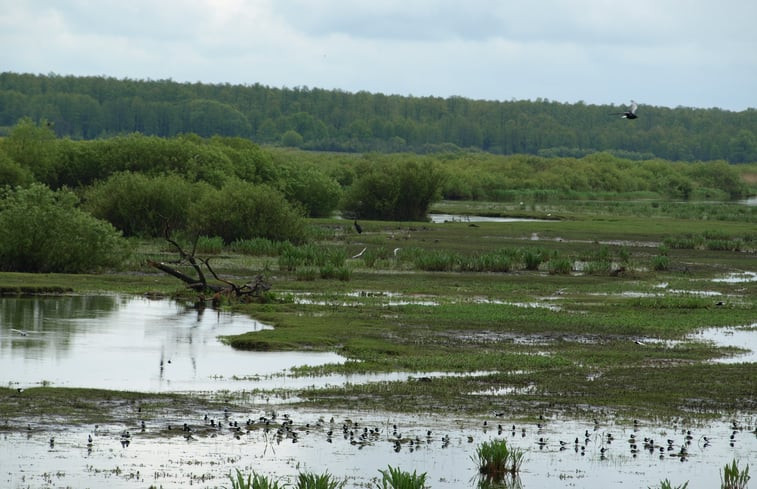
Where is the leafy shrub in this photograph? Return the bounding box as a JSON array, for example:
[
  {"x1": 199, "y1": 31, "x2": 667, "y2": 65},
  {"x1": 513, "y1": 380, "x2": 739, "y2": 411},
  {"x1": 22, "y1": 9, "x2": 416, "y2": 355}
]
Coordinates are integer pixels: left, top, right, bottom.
[
  {"x1": 0, "y1": 184, "x2": 128, "y2": 273},
  {"x1": 190, "y1": 179, "x2": 306, "y2": 244},
  {"x1": 342, "y1": 157, "x2": 446, "y2": 221},
  {"x1": 0, "y1": 149, "x2": 34, "y2": 187},
  {"x1": 83, "y1": 171, "x2": 203, "y2": 237},
  {"x1": 278, "y1": 163, "x2": 342, "y2": 217}
]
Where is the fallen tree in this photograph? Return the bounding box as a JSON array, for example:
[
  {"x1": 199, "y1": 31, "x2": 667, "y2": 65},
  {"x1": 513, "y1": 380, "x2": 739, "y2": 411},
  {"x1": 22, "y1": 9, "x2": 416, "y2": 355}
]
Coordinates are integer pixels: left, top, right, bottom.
[{"x1": 147, "y1": 224, "x2": 270, "y2": 304}]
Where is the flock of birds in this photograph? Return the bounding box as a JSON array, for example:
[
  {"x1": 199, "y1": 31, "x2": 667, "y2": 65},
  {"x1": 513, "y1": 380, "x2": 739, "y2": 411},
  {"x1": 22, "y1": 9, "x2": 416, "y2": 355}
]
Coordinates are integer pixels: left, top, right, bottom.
[{"x1": 33, "y1": 408, "x2": 755, "y2": 464}]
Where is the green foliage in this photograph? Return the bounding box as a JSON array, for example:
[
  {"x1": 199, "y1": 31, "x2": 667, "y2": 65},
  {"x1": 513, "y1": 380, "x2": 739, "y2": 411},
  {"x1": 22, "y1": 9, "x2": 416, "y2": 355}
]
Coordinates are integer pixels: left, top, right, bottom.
[
  {"x1": 342, "y1": 157, "x2": 446, "y2": 220},
  {"x1": 0, "y1": 184, "x2": 128, "y2": 272},
  {"x1": 295, "y1": 471, "x2": 345, "y2": 489},
  {"x1": 651, "y1": 255, "x2": 670, "y2": 271},
  {"x1": 277, "y1": 162, "x2": 342, "y2": 217},
  {"x1": 278, "y1": 243, "x2": 347, "y2": 271},
  {"x1": 230, "y1": 237, "x2": 284, "y2": 256},
  {"x1": 320, "y1": 264, "x2": 351, "y2": 281},
  {"x1": 225, "y1": 469, "x2": 284, "y2": 489},
  {"x1": 522, "y1": 248, "x2": 545, "y2": 270},
  {"x1": 650, "y1": 479, "x2": 689, "y2": 489},
  {"x1": 83, "y1": 171, "x2": 204, "y2": 237},
  {"x1": 3, "y1": 72, "x2": 756, "y2": 163},
  {"x1": 189, "y1": 179, "x2": 306, "y2": 243},
  {"x1": 375, "y1": 466, "x2": 428, "y2": 489},
  {"x1": 0, "y1": 147, "x2": 34, "y2": 186},
  {"x1": 195, "y1": 235, "x2": 224, "y2": 254},
  {"x1": 473, "y1": 439, "x2": 525, "y2": 481},
  {"x1": 547, "y1": 258, "x2": 572, "y2": 275},
  {"x1": 721, "y1": 459, "x2": 750, "y2": 489},
  {"x1": 1, "y1": 117, "x2": 57, "y2": 183}
]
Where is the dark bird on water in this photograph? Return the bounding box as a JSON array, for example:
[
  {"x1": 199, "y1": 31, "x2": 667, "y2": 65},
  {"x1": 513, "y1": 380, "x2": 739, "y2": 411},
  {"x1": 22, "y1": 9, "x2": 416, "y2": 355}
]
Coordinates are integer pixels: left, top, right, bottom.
[
  {"x1": 354, "y1": 220, "x2": 362, "y2": 234},
  {"x1": 611, "y1": 101, "x2": 638, "y2": 119}
]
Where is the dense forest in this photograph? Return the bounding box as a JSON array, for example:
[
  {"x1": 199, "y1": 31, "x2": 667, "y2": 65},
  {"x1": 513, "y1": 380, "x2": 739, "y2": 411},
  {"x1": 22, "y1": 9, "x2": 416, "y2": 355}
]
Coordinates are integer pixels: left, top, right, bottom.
[{"x1": 1, "y1": 72, "x2": 756, "y2": 162}]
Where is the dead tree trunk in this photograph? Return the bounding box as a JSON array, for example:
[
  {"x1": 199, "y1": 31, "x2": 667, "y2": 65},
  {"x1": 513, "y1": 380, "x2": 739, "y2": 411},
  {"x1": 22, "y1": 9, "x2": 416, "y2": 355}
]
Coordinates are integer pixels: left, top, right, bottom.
[{"x1": 147, "y1": 224, "x2": 270, "y2": 303}]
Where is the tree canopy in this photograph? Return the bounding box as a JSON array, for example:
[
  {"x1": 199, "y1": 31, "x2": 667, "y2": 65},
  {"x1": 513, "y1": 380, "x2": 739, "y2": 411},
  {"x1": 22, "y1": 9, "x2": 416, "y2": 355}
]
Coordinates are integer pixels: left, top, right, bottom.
[{"x1": 2, "y1": 72, "x2": 756, "y2": 163}]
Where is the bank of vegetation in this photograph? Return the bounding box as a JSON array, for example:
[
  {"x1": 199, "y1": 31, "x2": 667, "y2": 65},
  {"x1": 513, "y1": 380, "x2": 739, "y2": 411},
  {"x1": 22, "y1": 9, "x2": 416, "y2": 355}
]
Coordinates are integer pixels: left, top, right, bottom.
[{"x1": 1, "y1": 116, "x2": 755, "y2": 274}]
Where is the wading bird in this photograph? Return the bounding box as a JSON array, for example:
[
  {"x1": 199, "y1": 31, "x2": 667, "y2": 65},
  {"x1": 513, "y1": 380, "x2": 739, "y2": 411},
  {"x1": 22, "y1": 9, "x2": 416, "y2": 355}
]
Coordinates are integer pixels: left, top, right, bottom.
[
  {"x1": 353, "y1": 220, "x2": 362, "y2": 234},
  {"x1": 611, "y1": 101, "x2": 638, "y2": 119}
]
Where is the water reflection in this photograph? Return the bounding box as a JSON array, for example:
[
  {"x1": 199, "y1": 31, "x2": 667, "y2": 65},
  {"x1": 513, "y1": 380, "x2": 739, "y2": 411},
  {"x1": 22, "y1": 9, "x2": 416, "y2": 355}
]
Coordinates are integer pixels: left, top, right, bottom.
[{"x1": 0, "y1": 295, "x2": 343, "y2": 392}]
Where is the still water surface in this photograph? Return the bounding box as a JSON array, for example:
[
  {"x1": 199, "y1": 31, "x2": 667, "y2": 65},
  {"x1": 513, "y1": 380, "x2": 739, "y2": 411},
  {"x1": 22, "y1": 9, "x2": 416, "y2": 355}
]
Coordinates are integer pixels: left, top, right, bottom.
[{"x1": 0, "y1": 295, "x2": 343, "y2": 392}]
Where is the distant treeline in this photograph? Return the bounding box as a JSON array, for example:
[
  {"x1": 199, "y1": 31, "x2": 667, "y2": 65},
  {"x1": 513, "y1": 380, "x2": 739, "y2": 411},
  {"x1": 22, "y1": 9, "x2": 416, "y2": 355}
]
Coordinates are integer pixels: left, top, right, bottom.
[{"x1": 1, "y1": 72, "x2": 756, "y2": 163}]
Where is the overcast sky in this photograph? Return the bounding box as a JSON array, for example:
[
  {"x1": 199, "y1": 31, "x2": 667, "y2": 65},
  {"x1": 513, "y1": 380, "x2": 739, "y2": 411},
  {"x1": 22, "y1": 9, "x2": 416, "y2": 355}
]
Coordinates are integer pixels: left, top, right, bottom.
[{"x1": 2, "y1": 1, "x2": 755, "y2": 111}]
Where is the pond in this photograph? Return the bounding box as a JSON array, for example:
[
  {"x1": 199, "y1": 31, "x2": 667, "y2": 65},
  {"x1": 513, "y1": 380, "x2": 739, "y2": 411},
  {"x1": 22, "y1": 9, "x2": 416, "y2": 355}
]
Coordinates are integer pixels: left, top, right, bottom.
[{"x1": 0, "y1": 295, "x2": 343, "y2": 392}]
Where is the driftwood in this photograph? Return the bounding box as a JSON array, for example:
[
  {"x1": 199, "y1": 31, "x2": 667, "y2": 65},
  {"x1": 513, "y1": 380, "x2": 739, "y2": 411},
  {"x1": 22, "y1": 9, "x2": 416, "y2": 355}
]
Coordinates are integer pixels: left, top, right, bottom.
[{"x1": 148, "y1": 224, "x2": 270, "y2": 303}]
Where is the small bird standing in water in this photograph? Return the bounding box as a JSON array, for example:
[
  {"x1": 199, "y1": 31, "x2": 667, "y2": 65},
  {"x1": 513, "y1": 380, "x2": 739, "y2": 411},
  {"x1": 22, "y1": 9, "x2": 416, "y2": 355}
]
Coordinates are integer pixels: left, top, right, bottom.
[{"x1": 611, "y1": 101, "x2": 638, "y2": 119}]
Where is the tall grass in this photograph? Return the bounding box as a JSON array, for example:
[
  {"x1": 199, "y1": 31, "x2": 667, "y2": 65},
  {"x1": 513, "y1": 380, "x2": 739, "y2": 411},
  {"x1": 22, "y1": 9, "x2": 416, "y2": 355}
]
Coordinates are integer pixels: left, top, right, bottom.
[
  {"x1": 231, "y1": 237, "x2": 284, "y2": 256},
  {"x1": 375, "y1": 465, "x2": 428, "y2": 489},
  {"x1": 473, "y1": 439, "x2": 525, "y2": 482},
  {"x1": 721, "y1": 459, "x2": 750, "y2": 489},
  {"x1": 279, "y1": 243, "x2": 346, "y2": 271},
  {"x1": 649, "y1": 480, "x2": 689, "y2": 489},
  {"x1": 295, "y1": 471, "x2": 345, "y2": 489},
  {"x1": 195, "y1": 235, "x2": 224, "y2": 254},
  {"x1": 226, "y1": 469, "x2": 284, "y2": 489}
]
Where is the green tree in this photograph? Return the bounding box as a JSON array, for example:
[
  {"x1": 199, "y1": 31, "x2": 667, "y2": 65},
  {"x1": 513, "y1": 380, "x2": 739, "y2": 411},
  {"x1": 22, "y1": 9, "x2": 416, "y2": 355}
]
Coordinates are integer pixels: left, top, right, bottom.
[
  {"x1": 281, "y1": 129, "x2": 304, "y2": 147},
  {"x1": 0, "y1": 148, "x2": 34, "y2": 186},
  {"x1": 83, "y1": 171, "x2": 205, "y2": 237},
  {"x1": 343, "y1": 157, "x2": 446, "y2": 220},
  {"x1": 2, "y1": 117, "x2": 58, "y2": 184},
  {"x1": 0, "y1": 184, "x2": 128, "y2": 272},
  {"x1": 189, "y1": 179, "x2": 306, "y2": 243},
  {"x1": 277, "y1": 163, "x2": 342, "y2": 217}
]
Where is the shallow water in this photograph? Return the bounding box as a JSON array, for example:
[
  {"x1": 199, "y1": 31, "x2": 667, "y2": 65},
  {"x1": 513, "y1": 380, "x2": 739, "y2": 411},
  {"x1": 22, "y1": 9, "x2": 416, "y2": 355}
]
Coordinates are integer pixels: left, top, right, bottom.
[
  {"x1": 1, "y1": 410, "x2": 755, "y2": 489},
  {"x1": 428, "y1": 213, "x2": 550, "y2": 223},
  {"x1": 2, "y1": 295, "x2": 757, "y2": 488},
  {"x1": 0, "y1": 295, "x2": 343, "y2": 392},
  {"x1": 692, "y1": 324, "x2": 757, "y2": 363}
]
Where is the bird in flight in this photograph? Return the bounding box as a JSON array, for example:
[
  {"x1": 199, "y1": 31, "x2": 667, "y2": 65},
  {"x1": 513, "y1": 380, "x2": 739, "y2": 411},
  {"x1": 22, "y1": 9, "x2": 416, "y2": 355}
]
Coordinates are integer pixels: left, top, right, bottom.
[{"x1": 611, "y1": 101, "x2": 638, "y2": 119}]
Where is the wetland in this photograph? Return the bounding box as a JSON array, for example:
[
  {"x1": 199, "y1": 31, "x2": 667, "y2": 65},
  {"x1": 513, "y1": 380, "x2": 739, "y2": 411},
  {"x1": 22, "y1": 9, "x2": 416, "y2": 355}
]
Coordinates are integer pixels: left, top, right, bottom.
[{"x1": 1, "y1": 200, "x2": 756, "y2": 488}]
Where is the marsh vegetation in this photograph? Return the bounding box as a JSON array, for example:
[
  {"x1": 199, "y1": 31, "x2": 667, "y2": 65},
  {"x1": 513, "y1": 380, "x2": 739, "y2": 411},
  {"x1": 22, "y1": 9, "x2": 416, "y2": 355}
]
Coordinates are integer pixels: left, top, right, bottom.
[{"x1": 1, "y1": 118, "x2": 756, "y2": 487}]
